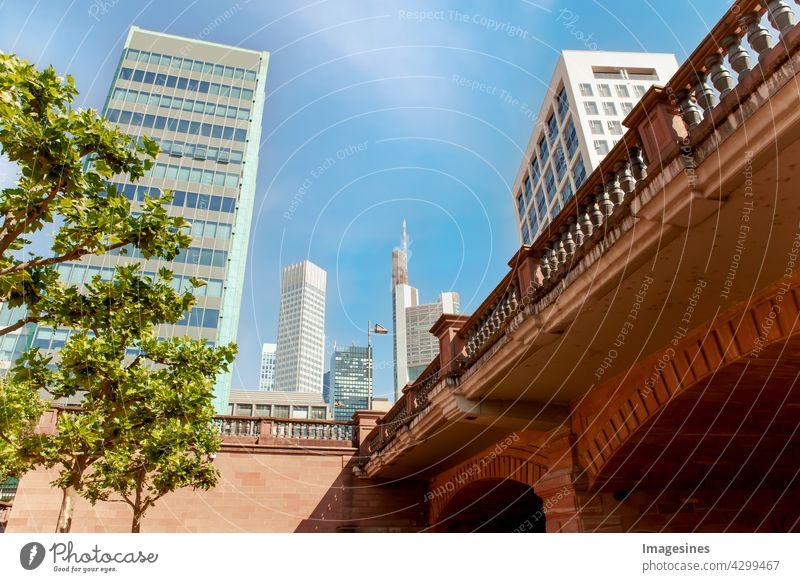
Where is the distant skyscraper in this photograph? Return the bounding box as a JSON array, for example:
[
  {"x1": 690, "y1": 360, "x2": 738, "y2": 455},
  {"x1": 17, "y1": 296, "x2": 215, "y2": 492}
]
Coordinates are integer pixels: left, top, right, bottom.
[
  {"x1": 322, "y1": 370, "x2": 331, "y2": 405},
  {"x1": 391, "y1": 222, "x2": 460, "y2": 400},
  {"x1": 274, "y1": 261, "x2": 326, "y2": 393},
  {"x1": 330, "y1": 345, "x2": 371, "y2": 421},
  {"x1": 24, "y1": 26, "x2": 269, "y2": 412},
  {"x1": 512, "y1": 50, "x2": 678, "y2": 244},
  {"x1": 259, "y1": 343, "x2": 277, "y2": 391}
]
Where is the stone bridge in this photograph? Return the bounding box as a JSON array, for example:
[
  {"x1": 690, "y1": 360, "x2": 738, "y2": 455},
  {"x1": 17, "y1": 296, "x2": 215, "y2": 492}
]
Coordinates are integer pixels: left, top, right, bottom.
[{"x1": 5, "y1": 0, "x2": 800, "y2": 533}]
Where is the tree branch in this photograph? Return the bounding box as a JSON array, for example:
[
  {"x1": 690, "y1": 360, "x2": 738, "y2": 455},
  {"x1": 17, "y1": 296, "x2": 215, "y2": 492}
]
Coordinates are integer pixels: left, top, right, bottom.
[
  {"x1": 0, "y1": 183, "x2": 62, "y2": 257},
  {"x1": 0, "y1": 240, "x2": 129, "y2": 277},
  {"x1": 0, "y1": 315, "x2": 37, "y2": 337}
]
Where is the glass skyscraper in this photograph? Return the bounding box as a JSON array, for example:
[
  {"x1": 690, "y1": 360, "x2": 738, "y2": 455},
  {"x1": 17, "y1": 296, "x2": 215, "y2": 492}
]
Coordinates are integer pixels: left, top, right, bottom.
[
  {"x1": 27, "y1": 27, "x2": 269, "y2": 412},
  {"x1": 330, "y1": 345, "x2": 371, "y2": 422},
  {"x1": 259, "y1": 343, "x2": 277, "y2": 391}
]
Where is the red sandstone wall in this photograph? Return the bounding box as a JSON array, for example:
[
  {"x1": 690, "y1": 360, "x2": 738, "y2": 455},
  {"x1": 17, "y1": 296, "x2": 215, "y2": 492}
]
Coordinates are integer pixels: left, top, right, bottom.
[{"x1": 5, "y1": 446, "x2": 426, "y2": 533}]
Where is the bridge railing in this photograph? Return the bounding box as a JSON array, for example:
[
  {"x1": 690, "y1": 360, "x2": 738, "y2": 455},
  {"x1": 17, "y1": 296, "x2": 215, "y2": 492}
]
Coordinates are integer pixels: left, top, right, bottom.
[
  {"x1": 46, "y1": 407, "x2": 357, "y2": 446},
  {"x1": 454, "y1": 0, "x2": 800, "y2": 370},
  {"x1": 367, "y1": 357, "x2": 441, "y2": 455}
]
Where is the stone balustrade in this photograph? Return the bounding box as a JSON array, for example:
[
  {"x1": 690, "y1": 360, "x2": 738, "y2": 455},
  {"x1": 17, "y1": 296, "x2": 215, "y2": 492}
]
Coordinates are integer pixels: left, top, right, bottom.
[
  {"x1": 367, "y1": 358, "x2": 441, "y2": 455},
  {"x1": 667, "y1": 0, "x2": 797, "y2": 132}
]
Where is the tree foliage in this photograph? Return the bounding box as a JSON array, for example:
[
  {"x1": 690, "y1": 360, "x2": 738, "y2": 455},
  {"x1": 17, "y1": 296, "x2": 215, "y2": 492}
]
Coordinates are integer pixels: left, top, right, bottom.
[{"x1": 0, "y1": 52, "x2": 189, "y2": 335}]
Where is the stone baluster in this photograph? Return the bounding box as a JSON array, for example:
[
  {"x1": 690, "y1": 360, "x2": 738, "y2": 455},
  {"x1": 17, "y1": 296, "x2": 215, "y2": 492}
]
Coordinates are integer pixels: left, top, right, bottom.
[
  {"x1": 604, "y1": 171, "x2": 624, "y2": 209},
  {"x1": 547, "y1": 242, "x2": 559, "y2": 274},
  {"x1": 767, "y1": 0, "x2": 796, "y2": 37},
  {"x1": 563, "y1": 218, "x2": 577, "y2": 263},
  {"x1": 740, "y1": 12, "x2": 773, "y2": 58},
  {"x1": 540, "y1": 247, "x2": 552, "y2": 282},
  {"x1": 579, "y1": 203, "x2": 594, "y2": 239},
  {"x1": 589, "y1": 194, "x2": 605, "y2": 230},
  {"x1": 569, "y1": 212, "x2": 584, "y2": 249},
  {"x1": 704, "y1": 53, "x2": 735, "y2": 99},
  {"x1": 692, "y1": 72, "x2": 717, "y2": 117},
  {"x1": 555, "y1": 228, "x2": 567, "y2": 267},
  {"x1": 594, "y1": 184, "x2": 613, "y2": 220},
  {"x1": 614, "y1": 159, "x2": 636, "y2": 204},
  {"x1": 722, "y1": 33, "x2": 752, "y2": 81},
  {"x1": 675, "y1": 89, "x2": 702, "y2": 130},
  {"x1": 629, "y1": 147, "x2": 647, "y2": 183}
]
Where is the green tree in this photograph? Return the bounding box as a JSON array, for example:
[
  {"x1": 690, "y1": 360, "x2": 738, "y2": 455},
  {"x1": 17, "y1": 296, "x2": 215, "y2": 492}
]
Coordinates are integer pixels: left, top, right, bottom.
[
  {"x1": 0, "y1": 52, "x2": 189, "y2": 335},
  {"x1": 0, "y1": 54, "x2": 235, "y2": 532},
  {"x1": 2, "y1": 266, "x2": 235, "y2": 532}
]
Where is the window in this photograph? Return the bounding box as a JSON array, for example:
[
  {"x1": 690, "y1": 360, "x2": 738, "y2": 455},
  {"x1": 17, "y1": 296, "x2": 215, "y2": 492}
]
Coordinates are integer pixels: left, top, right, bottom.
[
  {"x1": 573, "y1": 156, "x2": 587, "y2": 187},
  {"x1": 607, "y1": 120, "x2": 623, "y2": 135},
  {"x1": 564, "y1": 120, "x2": 579, "y2": 158},
  {"x1": 562, "y1": 182, "x2": 574, "y2": 202},
  {"x1": 579, "y1": 83, "x2": 593, "y2": 96},
  {"x1": 255, "y1": 404, "x2": 270, "y2": 416},
  {"x1": 292, "y1": 406, "x2": 309, "y2": 419},
  {"x1": 311, "y1": 407, "x2": 327, "y2": 420},
  {"x1": 598, "y1": 84, "x2": 611, "y2": 97},
  {"x1": 531, "y1": 157, "x2": 540, "y2": 183},
  {"x1": 234, "y1": 404, "x2": 253, "y2": 416},
  {"x1": 594, "y1": 140, "x2": 609, "y2": 155},
  {"x1": 517, "y1": 193, "x2": 525, "y2": 218},
  {"x1": 620, "y1": 102, "x2": 634, "y2": 115},
  {"x1": 584, "y1": 101, "x2": 598, "y2": 115},
  {"x1": 544, "y1": 168, "x2": 556, "y2": 198},
  {"x1": 547, "y1": 114, "x2": 559, "y2": 143},
  {"x1": 536, "y1": 188, "x2": 548, "y2": 218},
  {"x1": 522, "y1": 223, "x2": 531, "y2": 244},
  {"x1": 557, "y1": 87, "x2": 569, "y2": 120},
  {"x1": 273, "y1": 405, "x2": 290, "y2": 418},
  {"x1": 528, "y1": 205, "x2": 539, "y2": 234},
  {"x1": 538, "y1": 137, "x2": 549, "y2": 164},
  {"x1": 524, "y1": 177, "x2": 534, "y2": 204},
  {"x1": 615, "y1": 85, "x2": 630, "y2": 98},
  {"x1": 602, "y1": 102, "x2": 617, "y2": 116},
  {"x1": 589, "y1": 120, "x2": 604, "y2": 135},
  {"x1": 633, "y1": 85, "x2": 646, "y2": 98},
  {"x1": 554, "y1": 145, "x2": 567, "y2": 181}
]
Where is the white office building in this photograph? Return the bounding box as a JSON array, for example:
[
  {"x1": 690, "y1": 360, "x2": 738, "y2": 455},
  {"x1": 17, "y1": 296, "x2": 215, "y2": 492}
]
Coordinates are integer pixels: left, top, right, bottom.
[
  {"x1": 512, "y1": 50, "x2": 679, "y2": 243},
  {"x1": 274, "y1": 261, "x2": 326, "y2": 393},
  {"x1": 259, "y1": 342, "x2": 277, "y2": 391},
  {"x1": 392, "y1": 222, "x2": 459, "y2": 400}
]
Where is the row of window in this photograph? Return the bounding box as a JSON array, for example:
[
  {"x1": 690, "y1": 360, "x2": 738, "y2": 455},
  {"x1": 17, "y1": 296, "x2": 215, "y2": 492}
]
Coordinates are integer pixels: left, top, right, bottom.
[
  {"x1": 55, "y1": 263, "x2": 225, "y2": 297},
  {"x1": 584, "y1": 101, "x2": 635, "y2": 117},
  {"x1": 118, "y1": 67, "x2": 255, "y2": 101},
  {"x1": 108, "y1": 244, "x2": 229, "y2": 269},
  {"x1": 111, "y1": 87, "x2": 251, "y2": 121},
  {"x1": 106, "y1": 108, "x2": 248, "y2": 142},
  {"x1": 155, "y1": 139, "x2": 243, "y2": 164},
  {"x1": 520, "y1": 156, "x2": 586, "y2": 245},
  {"x1": 177, "y1": 307, "x2": 220, "y2": 329},
  {"x1": 114, "y1": 182, "x2": 238, "y2": 214},
  {"x1": 125, "y1": 48, "x2": 258, "y2": 82},
  {"x1": 589, "y1": 120, "x2": 623, "y2": 136},
  {"x1": 579, "y1": 82, "x2": 647, "y2": 99},
  {"x1": 146, "y1": 162, "x2": 239, "y2": 188},
  {"x1": 592, "y1": 68, "x2": 658, "y2": 81},
  {"x1": 229, "y1": 403, "x2": 329, "y2": 420},
  {"x1": 184, "y1": 217, "x2": 234, "y2": 241}
]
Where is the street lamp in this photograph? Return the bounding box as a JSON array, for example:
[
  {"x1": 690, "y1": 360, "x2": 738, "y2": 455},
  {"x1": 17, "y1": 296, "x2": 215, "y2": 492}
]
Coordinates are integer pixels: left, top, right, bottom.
[{"x1": 367, "y1": 321, "x2": 388, "y2": 410}]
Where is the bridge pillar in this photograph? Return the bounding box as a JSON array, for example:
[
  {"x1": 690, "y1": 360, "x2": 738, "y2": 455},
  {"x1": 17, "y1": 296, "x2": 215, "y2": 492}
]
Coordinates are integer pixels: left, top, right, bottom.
[
  {"x1": 624, "y1": 86, "x2": 687, "y2": 169},
  {"x1": 431, "y1": 313, "x2": 470, "y2": 376},
  {"x1": 534, "y1": 431, "x2": 622, "y2": 532}
]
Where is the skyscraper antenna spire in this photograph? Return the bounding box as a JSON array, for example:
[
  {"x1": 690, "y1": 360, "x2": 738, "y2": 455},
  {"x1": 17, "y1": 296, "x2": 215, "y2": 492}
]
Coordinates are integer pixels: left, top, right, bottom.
[{"x1": 402, "y1": 219, "x2": 408, "y2": 256}]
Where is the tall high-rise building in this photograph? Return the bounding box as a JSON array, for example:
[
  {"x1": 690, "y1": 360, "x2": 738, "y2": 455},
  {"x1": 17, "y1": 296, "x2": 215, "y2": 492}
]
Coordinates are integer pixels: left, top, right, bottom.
[
  {"x1": 329, "y1": 345, "x2": 371, "y2": 422},
  {"x1": 322, "y1": 370, "x2": 331, "y2": 405},
  {"x1": 274, "y1": 261, "x2": 326, "y2": 393},
  {"x1": 259, "y1": 343, "x2": 277, "y2": 391},
  {"x1": 26, "y1": 27, "x2": 269, "y2": 412},
  {"x1": 512, "y1": 51, "x2": 678, "y2": 244},
  {"x1": 391, "y1": 221, "x2": 460, "y2": 400}
]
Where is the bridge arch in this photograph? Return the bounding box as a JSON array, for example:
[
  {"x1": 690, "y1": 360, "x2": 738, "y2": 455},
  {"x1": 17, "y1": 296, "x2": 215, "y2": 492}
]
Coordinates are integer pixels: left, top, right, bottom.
[
  {"x1": 426, "y1": 446, "x2": 548, "y2": 528},
  {"x1": 575, "y1": 274, "x2": 800, "y2": 496}
]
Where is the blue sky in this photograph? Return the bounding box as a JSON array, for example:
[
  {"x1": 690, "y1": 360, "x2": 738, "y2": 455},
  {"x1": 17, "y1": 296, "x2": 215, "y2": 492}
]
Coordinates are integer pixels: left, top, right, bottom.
[{"x1": 0, "y1": 0, "x2": 729, "y2": 399}]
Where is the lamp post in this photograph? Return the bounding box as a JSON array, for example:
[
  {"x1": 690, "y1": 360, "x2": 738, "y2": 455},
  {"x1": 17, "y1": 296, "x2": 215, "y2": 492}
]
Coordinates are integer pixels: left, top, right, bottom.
[{"x1": 367, "y1": 321, "x2": 388, "y2": 410}]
